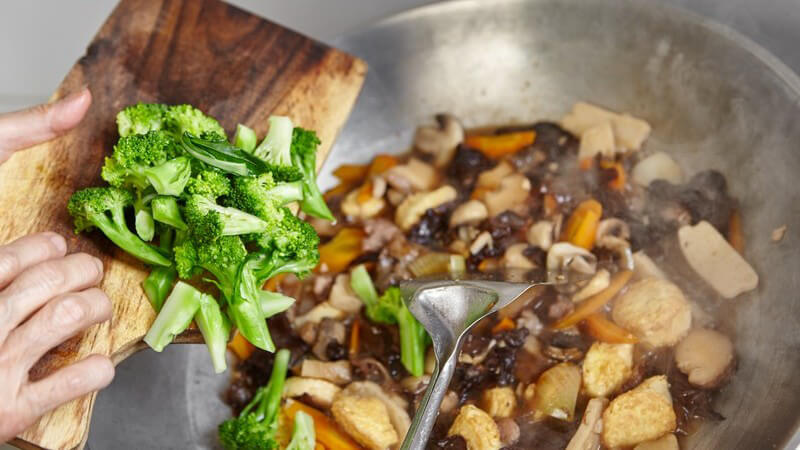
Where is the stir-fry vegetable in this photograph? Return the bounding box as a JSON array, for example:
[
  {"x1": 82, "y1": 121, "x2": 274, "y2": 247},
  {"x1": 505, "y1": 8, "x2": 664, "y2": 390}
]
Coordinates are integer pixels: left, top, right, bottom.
[
  {"x1": 465, "y1": 131, "x2": 536, "y2": 158},
  {"x1": 561, "y1": 199, "x2": 603, "y2": 250},
  {"x1": 552, "y1": 270, "x2": 632, "y2": 329}
]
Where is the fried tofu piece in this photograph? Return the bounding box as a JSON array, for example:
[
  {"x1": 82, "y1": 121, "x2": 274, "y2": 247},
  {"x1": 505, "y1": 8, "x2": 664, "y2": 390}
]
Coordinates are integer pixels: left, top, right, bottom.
[
  {"x1": 480, "y1": 387, "x2": 517, "y2": 418},
  {"x1": 332, "y1": 395, "x2": 398, "y2": 450},
  {"x1": 448, "y1": 404, "x2": 502, "y2": 450},
  {"x1": 612, "y1": 278, "x2": 691, "y2": 348},
  {"x1": 634, "y1": 433, "x2": 680, "y2": 450},
  {"x1": 582, "y1": 342, "x2": 634, "y2": 397},
  {"x1": 602, "y1": 376, "x2": 676, "y2": 448},
  {"x1": 282, "y1": 377, "x2": 341, "y2": 408}
]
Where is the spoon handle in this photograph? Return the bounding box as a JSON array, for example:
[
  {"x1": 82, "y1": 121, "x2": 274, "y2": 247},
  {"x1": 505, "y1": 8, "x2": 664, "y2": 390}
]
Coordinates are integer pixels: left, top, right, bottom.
[{"x1": 401, "y1": 348, "x2": 460, "y2": 450}]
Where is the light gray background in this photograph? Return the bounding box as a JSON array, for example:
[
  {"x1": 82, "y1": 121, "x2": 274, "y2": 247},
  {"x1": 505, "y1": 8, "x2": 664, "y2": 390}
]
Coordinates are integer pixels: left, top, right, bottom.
[
  {"x1": 1, "y1": 0, "x2": 799, "y2": 113},
  {"x1": 1, "y1": 0, "x2": 798, "y2": 449}
]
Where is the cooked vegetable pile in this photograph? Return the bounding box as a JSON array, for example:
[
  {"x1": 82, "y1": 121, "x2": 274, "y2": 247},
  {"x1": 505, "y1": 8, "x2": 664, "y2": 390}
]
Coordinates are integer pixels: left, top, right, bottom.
[
  {"x1": 223, "y1": 102, "x2": 759, "y2": 450},
  {"x1": 68, "y1": 103, "x2": 335, "y2": 373}
]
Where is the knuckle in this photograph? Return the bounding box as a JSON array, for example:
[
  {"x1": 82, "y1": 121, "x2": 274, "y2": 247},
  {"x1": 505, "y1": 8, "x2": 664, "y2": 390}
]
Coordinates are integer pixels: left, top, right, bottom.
[
  {"x1": 86, "y1": 288, "x2": 112, "y2": 321},
  {"x1": 0, "y1": 249, "x2": 20, "y2": 278}
]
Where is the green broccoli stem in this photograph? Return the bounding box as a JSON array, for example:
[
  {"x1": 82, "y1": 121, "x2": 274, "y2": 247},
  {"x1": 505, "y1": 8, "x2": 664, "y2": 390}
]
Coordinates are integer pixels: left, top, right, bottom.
[
  {"x1": 349, "y1": 264, "x2": 379, "y2": 308},
  {"x1": 291, "y1": 128, "x2": 334, "y2": 221},
  {"x1": 152, "y1": 196, "x2": 188, "y2": 230},
  {"x1": 195, "y1": 292, "x2": 231, "y2": 373},
  {"x1": 234, "y1": 124, "x2": 257, "y2": 153},
  {"x1": 253, "y1": 116, "x2": 293, "y2": 165},
  {"x1": 259, "y1": 290, "x2": 296, "y2": 318},
  {"x1": 286, "y1": 410, "x2": 315, "y2": 450},
  {"x1": 90, "y1": 208, "x2": 171, "y2": 266},
  {"x1": 267, "y1": 181, "x2": 304, "y2": 206},
  {"x1": 142, "y1": 266, "x2": 178, "y2": 312},
  {"x1": 256, "y1": 348, "x2": 290, "y2": 423},
  {"x1": 144, "y1": 281, "x2": 201, "y2": 351},
  {"x1": 398, "y1": 305, "x2": 427, "y2": 377},
  {"x1": 135, "y1": 209, "x2": 155, "y2": 242},
  {"x1": 229, "y1": 254, "x2": 274, "y2": 352},
  {"x1": 143, "y1": 156, "x2": 192, "y2": 196}
]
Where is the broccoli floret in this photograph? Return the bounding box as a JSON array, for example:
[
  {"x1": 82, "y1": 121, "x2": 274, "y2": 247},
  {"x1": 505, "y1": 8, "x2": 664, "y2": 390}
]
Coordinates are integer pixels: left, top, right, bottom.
[
  {"x1": 350, "y1": 265, "x2": 429, "y2": 376},
  {"x1": 173, "y1": 235, "x2": 246, "y2": 298},
  {"x1": 253, "y1": 116, "x2": 293, "y2": 166},
  {"x1": 117, "y1": 103, "x2": 168, "y2": 137},
  {"x1": 165, "y1": 104, "x2": 225, "y2": 138},
  {"x1": 184, "y1": 195, "x2": 267, "y2": 241},
  {"x1": 67, "y1": 187, "x2": 170, "y2": 267},
  {"x1": 290, "y1": 128, "x2": 334, "y2": 220},
  {"x1": 101, "y1": 130, "x2": 179, "y2": 189},
  {"x1": 228, "y1": 172, "x2": 304, "y2": 218},
  {"x1": 286, "y1": 410, "x2": 315, "y2": 450},
  {"x1": 218, "y1": 349, "x2": 289, "y2": 450},
  {"x1": 185, "y1": 169, "x2": 231, "y2": 199},
  {"x1": 143, "y1": 156, "x2": 192, "y2": 196}
]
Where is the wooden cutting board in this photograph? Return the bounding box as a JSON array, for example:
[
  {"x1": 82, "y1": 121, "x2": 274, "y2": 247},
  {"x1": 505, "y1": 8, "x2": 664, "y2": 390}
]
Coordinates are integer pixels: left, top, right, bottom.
[{"x1": 2, "y1": 1, "x2": 366, "y2": 449}]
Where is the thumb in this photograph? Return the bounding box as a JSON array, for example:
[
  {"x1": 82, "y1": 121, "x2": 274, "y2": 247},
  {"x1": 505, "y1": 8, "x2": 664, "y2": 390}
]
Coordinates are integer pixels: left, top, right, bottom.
[{"x1": 0, "y1": 87, "x2": 92, "y2": 163}]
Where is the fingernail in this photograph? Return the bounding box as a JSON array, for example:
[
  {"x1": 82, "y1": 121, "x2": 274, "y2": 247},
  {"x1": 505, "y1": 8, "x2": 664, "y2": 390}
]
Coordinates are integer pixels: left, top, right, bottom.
[
  {"x1": 46, "y1": 232, "x2": 67, "y2": 254},
  {"x1": 93, "y1": 257, "x2": 104, "y2": 274}
]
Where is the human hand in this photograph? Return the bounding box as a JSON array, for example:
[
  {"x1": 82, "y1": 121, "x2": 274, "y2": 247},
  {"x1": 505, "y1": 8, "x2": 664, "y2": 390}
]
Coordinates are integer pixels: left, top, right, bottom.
[{"x1": 0, "y1": 88, "x2": 115, "y2": 442}]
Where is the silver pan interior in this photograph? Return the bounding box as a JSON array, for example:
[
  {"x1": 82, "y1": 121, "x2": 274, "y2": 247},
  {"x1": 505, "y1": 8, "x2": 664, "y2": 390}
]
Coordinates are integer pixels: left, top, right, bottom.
[{"x1": 88, "y1": 0, "x2": 800, "y2": 448}]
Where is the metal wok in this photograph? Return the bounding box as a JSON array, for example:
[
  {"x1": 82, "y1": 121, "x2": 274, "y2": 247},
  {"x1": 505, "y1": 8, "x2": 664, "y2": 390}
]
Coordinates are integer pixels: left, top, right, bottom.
[{"x1": 89, "y1": 0, "x2": 800, "y2": 448}]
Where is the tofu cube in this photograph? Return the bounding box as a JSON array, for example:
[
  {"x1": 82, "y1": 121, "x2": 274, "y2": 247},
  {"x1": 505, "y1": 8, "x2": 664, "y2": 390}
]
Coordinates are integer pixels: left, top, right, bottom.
[
  {"x1": 480, "y1": 387, "x2": 517, "y2": 418},
  {"x1": 448, "y1": 404, "x2": 502, "y2": 450},
  {"x1": 602, "y1": 376, "x2": 676, "y2": 448},
  {"x1": 332, "y1": 395, "x2": 398, "y2": 450},
  {"x1": 582, "y1": 342, "x2": 634, "y2": 397}
]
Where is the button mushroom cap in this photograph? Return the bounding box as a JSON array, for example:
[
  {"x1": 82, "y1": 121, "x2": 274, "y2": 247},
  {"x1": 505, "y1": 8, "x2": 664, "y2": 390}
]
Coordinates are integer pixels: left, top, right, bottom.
[
  {"x1": 546, "y1": 242, "x2": 598, "y2": 278},
  {"x1": 395, "y1": 185, "x2": 457, "y2": 230},
  {"x1": 582, "y1": 342, "x2": 634, "y2": 397},
  {"x1": 503, "y1": 243, "x2": 536, "y2": 270},
  {"x1": 300, "y1": 359, "x2": 353, "y2": 385},
  {"x1": 481, "y1": 386, "x2": 518, "y2": 418},
  {"x1": 385, "y1": 158, "x2": 438, "y2": 193},
  {"x1": 527, "y1": 220, "x2": 554, "y2": 251},
  {"x1": 566, "y1": 397, "x2": 608, "y2": 450},
  {"x1": 675, "y1": 328, "x2": 734, "y2": 388},
  {"x1": 477, "y1": 160, "x2": 514, "y2": 188},
  {"x1": 678, "y1": 221, "x2": 759, "y2": 299},
  {"x1": 332, "y1": 394, "x2": 398, "y2": 450},
  {"x1": 448, "y1": 404, "x2": 502, "y2": 450},
  {"x1": 311, "y1": 317, "x2": 347, "y2": 361},
  {"x1": 328, "y1": 274, "x2": 364, "y2": 314},
  {"x1": 450, "y1": 199, "x2": 489, "y2": 227},
  {"x1": 414, "y1": 113, "x2": 465, "y2": 167},
  {"x1": 632, "y1": 152, "x2": 684, "y2": 186},
  {"x1": 483, "y1": 173, "x2": 531, "y2": 217},
  {"x1": 602, "y1": 375, "x2": 676, "y2": 448},
  {"x1": 595, "y1": 218, "x2": 633, "y2": 270},
  {"x1": 634, "y1": 433, "x2": 680, "y2": 450},
  {"x1": 612, "y1": 278, "x2": 692, "y2": 348},
  {"x1": 294, "y1": 302, "x2": 345, "y2": 328}
]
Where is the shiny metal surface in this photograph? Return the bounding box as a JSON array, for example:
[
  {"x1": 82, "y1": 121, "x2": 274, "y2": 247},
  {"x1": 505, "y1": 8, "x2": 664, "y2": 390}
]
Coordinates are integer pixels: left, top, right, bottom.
[
  {"x1": 88, "y1": 0, "x2": 800, "y2": 448},
  {"x1": 399, "y1": 280, "x2": 536, "y2": 449}
]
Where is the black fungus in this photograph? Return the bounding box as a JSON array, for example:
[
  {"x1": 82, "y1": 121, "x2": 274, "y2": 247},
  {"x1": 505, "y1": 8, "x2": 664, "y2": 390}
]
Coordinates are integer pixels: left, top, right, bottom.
[
  {"x1": 408, "y1": 203, "x2": 455, "y2": 246},
  {"x1": 326, "y1": 341, "x2": 347, "y2": 361},
  {"x1": 447, "y1": 145, "x2": 493, "y2": 192}
]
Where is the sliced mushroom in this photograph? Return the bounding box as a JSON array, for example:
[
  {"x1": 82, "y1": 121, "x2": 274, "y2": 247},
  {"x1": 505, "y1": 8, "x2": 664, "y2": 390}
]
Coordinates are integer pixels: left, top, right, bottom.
[
  {"x1": 483, "y1": 173, "x2": 531, "y2": 217},
  {"x1": 572, "y1": 269, "x2": 610, "y2": 303},
  {"x1": 632, "y1": 152, "x2": 684, "y2": 186},
  {"x1": 477, "y1": 160, "x2": 514, "y2": 188},
  {"x1": 450, "y1": 199, "x2": 489, "y2": 227},
  {"x1": 566, "y1": 397, "x2": 608, "y2": 450},
  {"x1": 595, "y1": 218, "x2": 633, "y2": 270},
  {"x1": 328, "y1": 274, "x2": 364, "y2": 314},
  {"x1": 414, "y1": 114, "x2": 465, "y2": 167},
  {"x1": 678, "y1": 221, "x2": 759, "y2": 299},
  {"x1": 440, "y1": 390, "x2": 459, "y2": 414},
  {"x1": 674, "y1": 328, "x2": 734, "y2": 388},
  {"x1": 385, "y1": 158, "x2": 438, "y2": 193},
  {"x1": 294, "y1": 302, "x2": 345, "y2": 328},
  {"x1": 526, "y1": 220, "x2": 554, "y2": 251},
  {"x1": 503, "y1": 243, "x2": 535, "y2": 269},
  {"x1": 546, "y1": 242, "x2": 598, "y2": 281},
  {"x1": 470, "y1": 231, "x2": 494, "y2": 255},
  {"x1": 283, "y1": 377, "x2": 342, "y2": 408},
  {"x1": 395, "y1": 185, "x2": 457, "y2": 230},
  {"x1": 497, "y1": 418, "x2": 520, "y2": 447},
  {"x1": 612, "y1": 278, "x2": 692, "y2": 348},
  {"x1": 300, "y1": 359, "x2": 352, "y2": 385},
  {"x1": 311, "y1": 317, "x2": 346, "y2": 361},
  {"x1": 459, "y1": 338, "x2": 497, "y2": 365}
]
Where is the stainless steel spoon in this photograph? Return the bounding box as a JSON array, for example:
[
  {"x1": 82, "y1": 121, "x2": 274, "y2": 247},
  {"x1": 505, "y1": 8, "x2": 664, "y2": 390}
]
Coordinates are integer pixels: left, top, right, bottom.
[{"x1": 398, "y1": 279, "x2": 544, "y2": 450}]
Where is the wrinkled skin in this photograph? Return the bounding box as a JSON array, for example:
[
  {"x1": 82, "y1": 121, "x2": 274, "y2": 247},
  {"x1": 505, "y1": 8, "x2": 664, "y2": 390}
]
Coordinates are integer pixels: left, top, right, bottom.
[{"x1": 0, "y1": 88, "x2": 115, "y2": 442}]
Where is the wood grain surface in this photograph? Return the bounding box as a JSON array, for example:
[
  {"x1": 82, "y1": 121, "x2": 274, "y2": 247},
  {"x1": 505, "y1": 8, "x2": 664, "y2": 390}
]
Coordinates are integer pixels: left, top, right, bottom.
[{"x1": 2, "y1": 0, "x2": 366, "y2": 448}]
